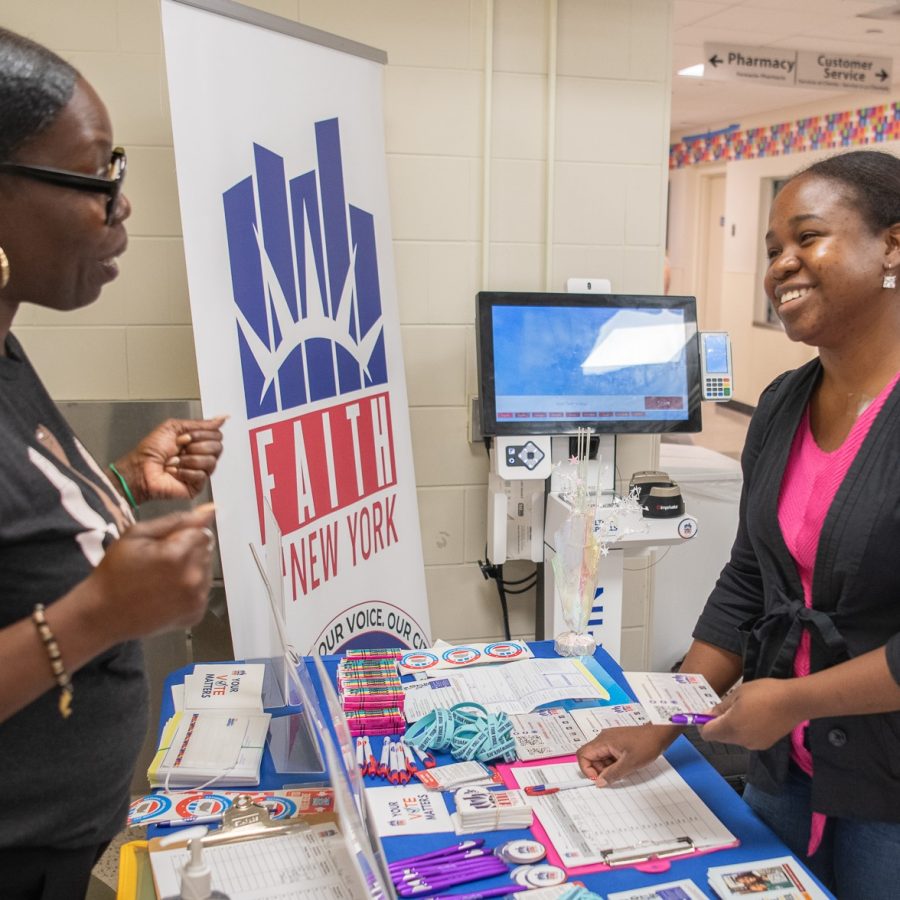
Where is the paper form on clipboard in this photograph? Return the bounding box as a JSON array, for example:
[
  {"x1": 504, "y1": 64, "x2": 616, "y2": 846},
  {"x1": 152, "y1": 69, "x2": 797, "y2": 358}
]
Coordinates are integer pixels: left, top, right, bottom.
[
  {"x1": 148, "y1": 821, "x2": 369, "y2": 899},
  {"x1": 500, "y1": 756, "x2": 738, "y2": 873}
]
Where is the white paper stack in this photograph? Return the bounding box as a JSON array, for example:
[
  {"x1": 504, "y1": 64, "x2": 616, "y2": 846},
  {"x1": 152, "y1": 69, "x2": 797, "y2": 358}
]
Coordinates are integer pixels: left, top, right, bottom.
[
  {"x1": 148, "y1": 711, "x2": 271, "y2": 788},
  {"x1": 707, "y1": 856, "x2": 829, "y2": 899},
  {"x1": 181, "y1": 663, "x2": 266, "y2": 712},
  {"x1": 452, "y1": 786, "x2": 533, "y2": 833},
  {"x1": 415, "y1": 760, "x2": 498, "y2": 791}
]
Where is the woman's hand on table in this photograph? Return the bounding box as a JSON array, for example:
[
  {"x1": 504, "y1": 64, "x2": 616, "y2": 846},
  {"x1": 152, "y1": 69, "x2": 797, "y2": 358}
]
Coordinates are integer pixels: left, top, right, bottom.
[{"x1": 576, "y1": 723, "x2": 680, "y2": 785}]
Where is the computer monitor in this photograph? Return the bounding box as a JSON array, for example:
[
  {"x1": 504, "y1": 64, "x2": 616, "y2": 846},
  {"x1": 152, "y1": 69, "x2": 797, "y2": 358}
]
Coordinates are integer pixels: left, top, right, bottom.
[{"x1": 477, "y1": 291, "x2": 702, "y2": 436}]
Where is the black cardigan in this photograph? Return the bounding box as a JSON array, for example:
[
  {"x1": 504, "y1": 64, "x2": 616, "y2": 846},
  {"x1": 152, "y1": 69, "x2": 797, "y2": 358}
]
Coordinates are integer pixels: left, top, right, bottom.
[{"x1": 693, "y1": 357, "x2": 900, "y2": 821}]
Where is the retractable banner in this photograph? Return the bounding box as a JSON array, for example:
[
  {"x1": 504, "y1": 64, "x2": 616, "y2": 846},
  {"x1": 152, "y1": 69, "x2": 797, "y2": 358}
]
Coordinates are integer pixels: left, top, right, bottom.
[{"x1": 161, "y1": 0, "x2": 431, "y2": 657}]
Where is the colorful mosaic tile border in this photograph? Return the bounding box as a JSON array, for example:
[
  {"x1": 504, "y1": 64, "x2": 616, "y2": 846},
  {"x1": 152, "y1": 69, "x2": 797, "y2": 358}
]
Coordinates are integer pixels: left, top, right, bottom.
[{"x1": 670, "y1": 101, "x2": 900, "y2": 169}]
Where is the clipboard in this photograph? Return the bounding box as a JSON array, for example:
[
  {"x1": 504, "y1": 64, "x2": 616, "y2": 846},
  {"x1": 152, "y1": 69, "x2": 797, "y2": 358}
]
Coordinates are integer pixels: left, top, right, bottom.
[
  {"x1": 147, "y1": 796, "x2": 362, "y2": 899},
  {"x1": 497, "y1": 755, "x2": 739, "y2": 876}
]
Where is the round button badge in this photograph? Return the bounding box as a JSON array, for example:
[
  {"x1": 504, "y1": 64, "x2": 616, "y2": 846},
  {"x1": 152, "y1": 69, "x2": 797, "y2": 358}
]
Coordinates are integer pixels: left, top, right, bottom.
[
  {"x1": 494, "y1": 839, "x2": 547, "y2": 864},
  {"x1": 511, "y1": 865, "x2": 535, "y2": 886},
  {"x1": 523, "y1": 865, "x2": 567, "y2": 887}
]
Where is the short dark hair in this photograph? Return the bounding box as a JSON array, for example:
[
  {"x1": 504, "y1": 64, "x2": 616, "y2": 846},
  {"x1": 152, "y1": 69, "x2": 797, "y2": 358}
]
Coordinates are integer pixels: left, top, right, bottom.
[
  {"x1": 0, "y1": 28, "x2": 78, "y2": 163},
  {"x1": 790, "y1": 150, "x2": 900, "y2": 234}
]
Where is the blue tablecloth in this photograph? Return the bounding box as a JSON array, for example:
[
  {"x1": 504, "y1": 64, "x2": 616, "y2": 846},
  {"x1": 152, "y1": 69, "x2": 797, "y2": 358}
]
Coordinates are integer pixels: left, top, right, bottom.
[{"x1": 159, "y1": 642, "x2": 834, "y2": 898}]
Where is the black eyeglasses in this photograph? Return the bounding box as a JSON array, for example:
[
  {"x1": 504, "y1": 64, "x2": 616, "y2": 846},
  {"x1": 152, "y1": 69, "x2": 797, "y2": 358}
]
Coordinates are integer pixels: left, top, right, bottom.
[{"x1": 0, "y1": 147, "x2": 127, "y2": 225}]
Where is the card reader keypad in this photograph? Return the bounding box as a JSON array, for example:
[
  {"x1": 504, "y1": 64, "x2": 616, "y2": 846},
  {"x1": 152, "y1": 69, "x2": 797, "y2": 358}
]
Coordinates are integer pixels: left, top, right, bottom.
[{"x1": 705, "y1": 377, "x2": 732, "y2": 399}]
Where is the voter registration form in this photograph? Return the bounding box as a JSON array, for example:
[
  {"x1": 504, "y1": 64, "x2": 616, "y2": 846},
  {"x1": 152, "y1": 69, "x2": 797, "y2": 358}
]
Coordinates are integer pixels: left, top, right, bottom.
[
  {"x1": 403, "y1": 658, "x2": 622, "y2": 721},
  {"x1": 508, "y1": 759, "x2": 737, "y2": 867}
]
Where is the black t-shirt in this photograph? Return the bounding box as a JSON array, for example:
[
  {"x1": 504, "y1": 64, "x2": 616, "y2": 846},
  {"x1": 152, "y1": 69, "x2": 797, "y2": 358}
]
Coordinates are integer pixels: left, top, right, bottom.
[{"x1": 0, "y1": 334, "x2": 148, "y2": 849}]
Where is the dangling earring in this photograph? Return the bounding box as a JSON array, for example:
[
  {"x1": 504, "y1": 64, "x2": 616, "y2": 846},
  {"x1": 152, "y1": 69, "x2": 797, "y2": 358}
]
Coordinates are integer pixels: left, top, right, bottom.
[
  {"x1": 0, "y1": 247, "x2": 8, "y2": 290},
  {"x1": 884, "y1": 267, "x2": 897, "y2": 290}
]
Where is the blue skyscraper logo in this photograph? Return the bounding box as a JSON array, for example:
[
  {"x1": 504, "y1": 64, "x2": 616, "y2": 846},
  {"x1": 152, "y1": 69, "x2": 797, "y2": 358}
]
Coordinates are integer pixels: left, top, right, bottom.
[{"x1": 223, "y1": 118, "x2": 387, "y2": 419}]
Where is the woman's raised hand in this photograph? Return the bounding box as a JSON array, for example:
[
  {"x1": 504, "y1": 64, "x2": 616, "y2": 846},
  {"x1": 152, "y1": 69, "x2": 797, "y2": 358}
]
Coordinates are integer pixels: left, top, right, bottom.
[{"x1": 112, "y1": 416, "x2": 227, "y2": 504}]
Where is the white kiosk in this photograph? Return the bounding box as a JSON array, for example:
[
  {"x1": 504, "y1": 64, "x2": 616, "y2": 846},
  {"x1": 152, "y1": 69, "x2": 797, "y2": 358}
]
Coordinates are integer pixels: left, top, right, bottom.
[{"x1": 475, "y1": 291, "x2": 730, "y2": 661}]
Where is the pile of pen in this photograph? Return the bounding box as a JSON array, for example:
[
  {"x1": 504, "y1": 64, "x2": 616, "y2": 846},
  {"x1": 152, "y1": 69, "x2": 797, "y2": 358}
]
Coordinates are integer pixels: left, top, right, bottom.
[
  {"x1": 338, "y1": 648, "x2": 405, "y2": 736},
  {"x1": 388, "y1": 838, "x2": 511, "y2": 897},
  {"x1": 357, "y1": 735, "x2": 436, "y2": 783}
]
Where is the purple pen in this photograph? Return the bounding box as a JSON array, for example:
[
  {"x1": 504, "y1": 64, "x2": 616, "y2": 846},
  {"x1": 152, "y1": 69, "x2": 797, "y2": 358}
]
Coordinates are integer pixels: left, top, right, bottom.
[
  {"x1": 389, "y1": 839, "x2": 486, "y2": 870},
  {"x1": 395, "y1": 851, "x2": 491, "y2": 877},
  {"x1": 670, "y1": 712, "x2": 717, "y2": 725},
  {"x1": 390, "y1": 850, "x2": 488, "y2": 873},
  {"x1": 397, "y1": 869, "x2": 509, "y2": 897},
  {"x1": 401, "y1": 867, "x2": 507, "y2": 886},
  {"x1": 397, "y1": 862, "x2": 508, "y2": 890},
  {"x1": 401, "y1": 860, "x2": 506, "y2": 882}
]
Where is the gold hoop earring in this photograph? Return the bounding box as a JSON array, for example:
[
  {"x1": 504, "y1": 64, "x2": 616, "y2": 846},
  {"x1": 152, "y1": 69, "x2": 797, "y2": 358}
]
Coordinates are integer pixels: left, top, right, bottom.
[{"x1": 0, "y1": 247, "x2": 8, "y2": 290}]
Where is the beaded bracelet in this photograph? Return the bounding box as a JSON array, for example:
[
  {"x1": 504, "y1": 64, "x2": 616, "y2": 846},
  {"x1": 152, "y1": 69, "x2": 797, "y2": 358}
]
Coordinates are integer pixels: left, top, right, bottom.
[{"x1": 32, "y1": 604, "x2": 73, "y2": 719}]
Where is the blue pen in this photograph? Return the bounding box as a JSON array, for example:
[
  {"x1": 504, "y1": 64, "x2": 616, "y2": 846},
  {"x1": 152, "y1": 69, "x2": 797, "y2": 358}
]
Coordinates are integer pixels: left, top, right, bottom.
[{"x1": 670, "y1": 712, "x2": 717, "y2": 725}]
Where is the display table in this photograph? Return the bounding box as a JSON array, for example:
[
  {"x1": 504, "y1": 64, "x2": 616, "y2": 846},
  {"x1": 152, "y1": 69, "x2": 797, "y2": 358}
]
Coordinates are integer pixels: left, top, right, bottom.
[{"x1": 150, "y1": 642, "x2": 833, "y2": 899}]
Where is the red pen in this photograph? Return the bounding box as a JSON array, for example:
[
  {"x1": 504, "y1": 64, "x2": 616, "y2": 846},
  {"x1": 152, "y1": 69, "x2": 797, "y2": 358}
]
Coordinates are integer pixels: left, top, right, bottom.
[{"x1": 524, "y1": 778, "x2": 596, "y2": 796}]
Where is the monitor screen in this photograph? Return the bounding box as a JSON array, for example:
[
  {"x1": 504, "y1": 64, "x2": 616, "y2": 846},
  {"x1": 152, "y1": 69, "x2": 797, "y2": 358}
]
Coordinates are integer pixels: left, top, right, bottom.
[{"x1": 477, "y1": 291, "x2": 702, "y2": 435}]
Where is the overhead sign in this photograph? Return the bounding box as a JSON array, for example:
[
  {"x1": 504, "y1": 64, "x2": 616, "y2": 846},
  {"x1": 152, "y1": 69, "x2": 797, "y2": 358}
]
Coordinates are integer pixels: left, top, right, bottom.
[
  {"x1": 161, "y1": 0, "x2": 432, "y2": 658},
  {"x1": 797, "y1": 50, "x2": 891, "y2": 92},
  {"x1": 705, "y1": 43, "x2": 796, "y2": 85},
  {"x1": 704, "y1": 43, "x2": 892, "y2": 93}
]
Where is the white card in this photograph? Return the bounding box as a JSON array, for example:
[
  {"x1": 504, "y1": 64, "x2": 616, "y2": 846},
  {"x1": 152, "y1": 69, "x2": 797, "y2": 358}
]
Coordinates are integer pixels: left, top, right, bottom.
[
  {"x1": 569, "y1": 702, "x2": 651, "y2": 738},
  {"x1": 623, "y1": 672, "x2": 720, "y2": 725},
  {"x1": 364, "y1": 784, "x2": 454, "y2": 837}
]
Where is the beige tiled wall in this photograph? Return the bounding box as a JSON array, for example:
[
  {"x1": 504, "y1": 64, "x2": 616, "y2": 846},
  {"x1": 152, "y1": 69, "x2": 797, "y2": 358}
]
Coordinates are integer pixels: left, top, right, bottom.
[{"x1": 6, "y1": 0, "x2": 673, "y2": 665}]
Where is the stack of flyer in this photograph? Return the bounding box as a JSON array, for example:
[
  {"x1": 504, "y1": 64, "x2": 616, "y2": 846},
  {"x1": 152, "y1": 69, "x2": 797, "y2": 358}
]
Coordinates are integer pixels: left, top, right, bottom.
[
  {"x1": 148, "y1": 664, "x2": 271, "y2": 789},
  {"x1": 452, "y1": 785, "x2": 533, "y2": 833},
  {"x1": 707, "y1": 856, "x2": 829, "y2": 899}
]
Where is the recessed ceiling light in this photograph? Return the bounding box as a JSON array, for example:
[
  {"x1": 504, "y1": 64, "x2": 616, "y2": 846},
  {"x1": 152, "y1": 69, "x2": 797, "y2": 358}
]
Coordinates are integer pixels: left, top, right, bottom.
[{"x1": 677, "y1": 63, "x2": 705, "y2": 78}]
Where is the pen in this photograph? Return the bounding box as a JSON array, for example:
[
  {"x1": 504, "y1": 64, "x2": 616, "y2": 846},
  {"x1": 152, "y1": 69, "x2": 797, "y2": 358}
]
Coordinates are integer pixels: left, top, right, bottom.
[
  {"x1": 669, "y1": 713, "x2": 717, "y2": 725},
  {"x1": 524, "y1": 778, "x2": 596, "y2": 796},
  {"x1": 409, "y1": 742, "x2": 437, "y2": 768},
  {"x1": 396, "y1": 864, "x2": 509, "y2": 895},
  {"x1": 389, "y1": 839, "x2": 486, "y2": 869},
  {"x1": 398, "y1": 859, "x2": 503, "y2": 882},
  {"x1": 394, "y1": 851, "x2": 492, "y2": 878}
]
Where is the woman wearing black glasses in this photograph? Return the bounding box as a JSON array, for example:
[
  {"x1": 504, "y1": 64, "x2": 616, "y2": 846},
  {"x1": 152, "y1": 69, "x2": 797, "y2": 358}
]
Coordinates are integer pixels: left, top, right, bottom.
[{"x1": 0, "y1": 28, "x2": 225, "y2": 898}]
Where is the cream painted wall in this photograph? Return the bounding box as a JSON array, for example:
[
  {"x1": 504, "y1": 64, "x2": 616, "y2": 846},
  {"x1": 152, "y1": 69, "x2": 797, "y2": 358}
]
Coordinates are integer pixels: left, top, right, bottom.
[
  {"x1": 5, "y1": 0, "x2": 673, "y2": 664},
  {"x1": 669, "y1": 88, "x2": 900, "y2": 405}
]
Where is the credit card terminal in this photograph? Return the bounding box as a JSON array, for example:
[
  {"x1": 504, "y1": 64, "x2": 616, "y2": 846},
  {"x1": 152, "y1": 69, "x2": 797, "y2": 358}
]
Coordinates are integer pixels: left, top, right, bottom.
[{"x1": 699, "y1": 331, "x2": 733, "y2": 401}]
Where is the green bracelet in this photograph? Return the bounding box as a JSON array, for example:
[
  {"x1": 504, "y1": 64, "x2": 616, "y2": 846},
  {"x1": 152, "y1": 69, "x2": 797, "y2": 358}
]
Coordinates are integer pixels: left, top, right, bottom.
[{"x1": 108, "y1": 463, "x2": 139, "y2": 511}]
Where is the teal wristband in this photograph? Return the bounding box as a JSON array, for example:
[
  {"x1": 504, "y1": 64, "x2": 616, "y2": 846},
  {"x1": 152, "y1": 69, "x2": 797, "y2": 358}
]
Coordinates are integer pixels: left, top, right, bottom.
[{"x1": 108, "y1": 463, "x2": 139, "y2": 511}]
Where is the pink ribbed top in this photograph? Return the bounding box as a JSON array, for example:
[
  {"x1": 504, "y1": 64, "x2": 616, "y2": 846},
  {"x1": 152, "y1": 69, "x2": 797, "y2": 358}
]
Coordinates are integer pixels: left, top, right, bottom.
[{"x1": 777, "y1": 371, "x2": 900, "y2": 854}]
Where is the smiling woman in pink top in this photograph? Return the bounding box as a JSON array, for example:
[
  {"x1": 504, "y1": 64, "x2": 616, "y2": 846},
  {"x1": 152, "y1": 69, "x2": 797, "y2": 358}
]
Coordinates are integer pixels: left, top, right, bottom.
[{"x1": 577, "y1": 150, "x2": 900, "y2": 899}]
